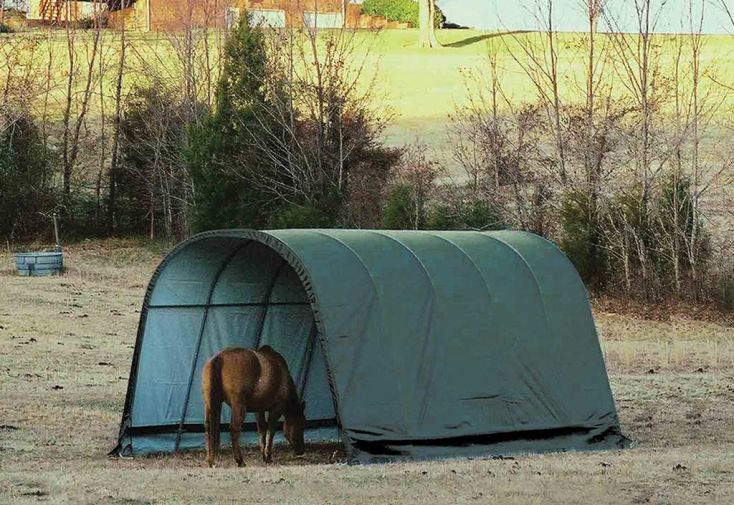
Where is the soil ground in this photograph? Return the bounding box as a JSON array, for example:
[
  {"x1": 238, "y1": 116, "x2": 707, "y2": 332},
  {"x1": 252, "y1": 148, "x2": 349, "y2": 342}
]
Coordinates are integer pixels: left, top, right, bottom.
[{"x1": 1, "y1": 239, "x2": 733, "y2": 504}]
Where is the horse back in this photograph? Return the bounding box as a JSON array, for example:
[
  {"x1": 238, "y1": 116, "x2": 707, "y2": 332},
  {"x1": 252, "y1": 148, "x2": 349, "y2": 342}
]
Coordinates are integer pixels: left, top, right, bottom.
[{"x1": 211, "y1": 346, "x2": 293, "y2": 412}]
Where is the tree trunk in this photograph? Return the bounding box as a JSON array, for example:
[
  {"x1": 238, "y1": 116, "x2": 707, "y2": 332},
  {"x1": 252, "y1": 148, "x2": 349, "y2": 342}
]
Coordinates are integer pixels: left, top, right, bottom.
[
  {"x1": 61, "y1": 17, "x2": 76, "y2": 216},
  {"x1": 107, "y1": 2, "x2": 127, "y2": 233},
  {"x1": 418, "y1": 0, "x2": 440, "y2": 48}
]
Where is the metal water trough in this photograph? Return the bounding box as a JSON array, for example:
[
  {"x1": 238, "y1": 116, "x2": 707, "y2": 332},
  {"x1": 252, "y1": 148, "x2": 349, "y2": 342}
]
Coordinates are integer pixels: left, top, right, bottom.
[
  {"x1": 14, "y1": 251, "x2": 64, "y2": 276},
  {"x1": 13, "y1": 212, "x2": 64, "y2": 277}
]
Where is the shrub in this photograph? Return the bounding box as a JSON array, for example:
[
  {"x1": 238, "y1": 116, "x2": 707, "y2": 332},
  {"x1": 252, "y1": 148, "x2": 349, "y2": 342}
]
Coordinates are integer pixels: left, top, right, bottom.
[
  {"x1": 426, "y1": 203, "x2": 458, "y2": 230},
  {"x1": 362, "y1": 0, "x2": 445, "y2": 28},
  {"x1": 0, "y1": 22, "x2": 14, "y2": 34},
  {"x1": 460, "y1": 199, "x2": 505, "y2": 230},
  {"x1": 342, "y1": 148, "x2": 401, "y2": 229},
  {"x1": 63, "y1": 190, "x2": 108, "y2": 238},
  {"x1": 0, "y1": 108, "x2": 57, "y2": 240},
  {"x1": 382, "y1": 183, "x2": 416, "y2": 229},
  {"x1": 707, "y1": 260, "x2": 734, "y2": 311},
  {"x1": 427, "y1": 196, "x2": 504, "y2": 231},
  {"x1": 275, "y1": 203, "x2": 335, "y2": 229},
  {"x1": 653, "y1": 175, "x2": 711, "y2": 295},
  {"x1": 559, "y1": 189, "x2": 606, "y2": 289}
]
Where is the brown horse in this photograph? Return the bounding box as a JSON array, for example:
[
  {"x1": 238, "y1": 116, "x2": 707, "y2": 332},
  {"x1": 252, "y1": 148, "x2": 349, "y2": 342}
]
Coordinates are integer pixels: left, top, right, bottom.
[{"x1": 201, "y1": 345, "x2": 306, "y2": 467}]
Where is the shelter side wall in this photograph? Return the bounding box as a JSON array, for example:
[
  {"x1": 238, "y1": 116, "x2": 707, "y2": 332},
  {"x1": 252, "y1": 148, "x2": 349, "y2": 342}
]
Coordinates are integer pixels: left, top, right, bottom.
[
  {"x1": 488, "y1": 231, "x2": 619, "y2": 422},
  {"x1": 269, "y1": 229, "x2": 623, "y2": 452}
]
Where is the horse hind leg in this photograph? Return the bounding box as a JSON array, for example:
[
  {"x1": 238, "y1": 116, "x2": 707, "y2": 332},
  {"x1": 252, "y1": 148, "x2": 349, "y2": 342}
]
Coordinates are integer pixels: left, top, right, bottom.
[
  {"x1": 264, "y1": 411, "x2": 280, "y2": 464},
  {"x1": 256, "y1": 412, "x2": 267, "y2": 462},
  {"x1": 202, "y1": 369, "x2": 222, "y2": 468},
  {"x1": 229, "y1": 395, "x2": 247, "y2": 467}
]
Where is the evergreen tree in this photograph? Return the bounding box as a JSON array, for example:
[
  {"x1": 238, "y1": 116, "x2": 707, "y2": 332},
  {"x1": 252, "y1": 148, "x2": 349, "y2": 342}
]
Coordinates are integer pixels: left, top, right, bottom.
[{"x1": 189, "y1": 14, "x2": 278, "y2": 232}]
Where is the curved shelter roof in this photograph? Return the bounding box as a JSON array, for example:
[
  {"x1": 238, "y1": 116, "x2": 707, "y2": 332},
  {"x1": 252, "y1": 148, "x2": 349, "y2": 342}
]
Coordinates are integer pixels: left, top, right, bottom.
[{"x1": 113, "y1": 229, "x2": 629, "y2": 463}]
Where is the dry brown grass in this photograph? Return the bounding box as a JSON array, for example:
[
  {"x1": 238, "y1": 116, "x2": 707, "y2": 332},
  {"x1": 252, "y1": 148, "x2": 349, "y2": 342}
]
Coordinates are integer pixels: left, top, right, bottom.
[{"x1": 1, "y1": 239, "x2": 733, "y2": 504}]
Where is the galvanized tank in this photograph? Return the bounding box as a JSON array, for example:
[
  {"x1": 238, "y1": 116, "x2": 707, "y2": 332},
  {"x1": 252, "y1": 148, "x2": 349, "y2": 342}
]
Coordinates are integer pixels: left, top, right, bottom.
[{"x1": 14, "y1": 251, "x2": 64, "y2": 276}]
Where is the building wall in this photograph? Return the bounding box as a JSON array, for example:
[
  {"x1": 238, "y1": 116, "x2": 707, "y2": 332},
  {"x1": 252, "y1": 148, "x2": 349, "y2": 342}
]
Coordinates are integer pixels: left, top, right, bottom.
[
  {"x1": 107, "y1": 0, "x2": 149, "y2": 30},
  {"x1": 106, "y1": 0, "x2": 396, "y2": 32},
  {"x1": 247, "y1": 0, "x2": 346, "y2": 13},
  {"x1": 247, "y1": 0, "x2": 360, "y2": 28},
  {"x1": 148, "y1": 0, "x2": 238, "y2": 31}
]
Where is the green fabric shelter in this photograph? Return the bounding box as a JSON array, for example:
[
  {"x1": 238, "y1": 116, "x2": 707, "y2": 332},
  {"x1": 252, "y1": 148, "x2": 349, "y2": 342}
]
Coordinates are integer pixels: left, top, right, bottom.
[{"x1": 112, "y1": 229, "x2": 629, "y2": 463}]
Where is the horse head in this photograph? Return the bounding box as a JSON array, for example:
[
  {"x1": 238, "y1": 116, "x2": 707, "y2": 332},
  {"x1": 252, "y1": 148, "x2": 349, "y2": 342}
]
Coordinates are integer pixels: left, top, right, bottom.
[{"x1": 284, "y1": 399, "x2": 306, "y2": 455}]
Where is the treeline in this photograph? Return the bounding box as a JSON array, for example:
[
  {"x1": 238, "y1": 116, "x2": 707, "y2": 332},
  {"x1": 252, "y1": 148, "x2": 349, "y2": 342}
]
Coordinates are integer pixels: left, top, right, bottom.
[
  {"x1": 442, "y1": 0, "x2": 734, "y2": 308},
  {"x1": 1, "y1": 2, "x2": 733, "y2": 308}
]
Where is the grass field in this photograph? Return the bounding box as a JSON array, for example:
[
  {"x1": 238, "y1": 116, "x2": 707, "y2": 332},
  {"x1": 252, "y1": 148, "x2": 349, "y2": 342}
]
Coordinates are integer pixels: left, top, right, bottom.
[
  {"x1": 5, "y1": 27, "x2": 734, "y2": 165},
  {"x1": 1, "y1": 238, "x2": 733, "y2": 504}
]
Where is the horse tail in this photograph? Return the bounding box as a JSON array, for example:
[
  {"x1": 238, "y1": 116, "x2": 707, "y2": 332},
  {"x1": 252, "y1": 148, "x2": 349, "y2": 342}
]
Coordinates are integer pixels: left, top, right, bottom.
[{"x1": 202, "y1": 355, "x2": 223, "y2": 463}]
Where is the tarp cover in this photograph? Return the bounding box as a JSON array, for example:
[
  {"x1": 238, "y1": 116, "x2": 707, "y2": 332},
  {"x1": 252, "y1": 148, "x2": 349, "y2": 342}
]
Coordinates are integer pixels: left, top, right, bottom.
[{"x1": 113, "y1": 229, "x2": 630, "y2": 463}]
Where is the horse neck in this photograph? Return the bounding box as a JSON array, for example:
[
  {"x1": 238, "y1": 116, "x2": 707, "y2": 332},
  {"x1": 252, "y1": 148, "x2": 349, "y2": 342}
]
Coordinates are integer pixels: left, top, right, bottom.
[{"x1": 283, "y1": 380, "x2": 300, "y2": 418}]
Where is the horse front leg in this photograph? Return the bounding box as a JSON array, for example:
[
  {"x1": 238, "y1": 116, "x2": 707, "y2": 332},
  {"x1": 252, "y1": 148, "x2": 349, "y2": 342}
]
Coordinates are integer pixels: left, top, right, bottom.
[
  {"x1": 264, "y1": 411, "x2": 279, "y2": 464},
  {"x1": 256, "y1": 412, "x2": 267, "y2": 462}
]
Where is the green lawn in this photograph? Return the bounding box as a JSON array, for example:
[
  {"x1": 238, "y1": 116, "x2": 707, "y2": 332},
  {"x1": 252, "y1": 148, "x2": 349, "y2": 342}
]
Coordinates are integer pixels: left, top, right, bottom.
[{"x1": 4, "y1": 27, "x2": 734, "y2": 168}]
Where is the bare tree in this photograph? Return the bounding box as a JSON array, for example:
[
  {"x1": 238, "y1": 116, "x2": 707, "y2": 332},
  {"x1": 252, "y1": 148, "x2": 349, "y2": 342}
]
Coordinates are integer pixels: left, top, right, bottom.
[
  {"x1": 504, "y1": 0, "x2": 567, "y2": 184},
  {"x1": 605, "y1": 0, "x2": 670, "y2": 210},
  {"x1": 602, "y1": 0, "x2": 672, "y2": 291},
  {"x1": 59, "y1": 9, "x2": 102, "y2": 217},
  {"x1": 391, "y1": 143, "x2": 442, "y2": 229},
  {"x1": 669, "y1": 0, "x2": 729, "y2": 294},
  {"x1": 450, "y1": 37, "x2": 551, "y2": 234},
  {"x1": 107, "y1": 0, "x2": 130, "y2": 231},
  {"x1": 234, "y1": 23, "x2": 390, "y2": 219}
]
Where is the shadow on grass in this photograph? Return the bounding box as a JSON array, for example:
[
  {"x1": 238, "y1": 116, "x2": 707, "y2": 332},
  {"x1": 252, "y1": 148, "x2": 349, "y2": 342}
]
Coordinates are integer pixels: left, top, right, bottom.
[{"x1": 444, "y1": 30, "x2": 531, "y2": 48}]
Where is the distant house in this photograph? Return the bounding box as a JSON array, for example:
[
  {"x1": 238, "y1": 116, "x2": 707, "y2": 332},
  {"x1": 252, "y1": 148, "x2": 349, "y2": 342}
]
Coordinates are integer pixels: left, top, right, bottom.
[
  {"x1": 107, "y1": 0, "x2": 387, "y2": 31},
  {"x1": 26, "y1": 0, "x2": 107, "y2": 24},
  {"x1": 24, "y1": 0, "x2": 404, "y2": 31},
  {"x1": 247, "y1": 0, "x2": 349, "y2": 28},
  {"x1": 105, "y1": 0, "x2": 237, "y2": 31}
]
